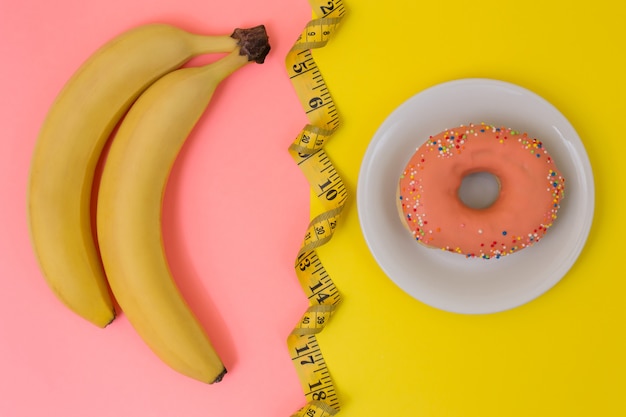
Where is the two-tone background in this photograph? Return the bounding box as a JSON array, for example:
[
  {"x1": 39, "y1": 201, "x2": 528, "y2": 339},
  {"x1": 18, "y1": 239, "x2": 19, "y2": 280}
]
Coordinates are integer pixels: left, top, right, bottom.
[{"x1": 1, "y1": 1, "x2": 624, "y2": 416}]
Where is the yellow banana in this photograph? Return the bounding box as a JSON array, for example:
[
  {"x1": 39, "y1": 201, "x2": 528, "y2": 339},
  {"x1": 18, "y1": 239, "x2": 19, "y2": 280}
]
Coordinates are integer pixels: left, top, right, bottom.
[
  {"x1": 96, "y1": 26, "x2": 270, "y2": 383},
  {"x1": 28, "y1": 24, "x2": 247, "y2": 328}
]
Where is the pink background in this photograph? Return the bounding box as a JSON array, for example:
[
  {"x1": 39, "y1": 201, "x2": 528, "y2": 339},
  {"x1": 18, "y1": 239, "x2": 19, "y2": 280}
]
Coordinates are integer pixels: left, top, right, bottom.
[{"x1": 0, "y1": 1, "x2": 314, "y2": 415}]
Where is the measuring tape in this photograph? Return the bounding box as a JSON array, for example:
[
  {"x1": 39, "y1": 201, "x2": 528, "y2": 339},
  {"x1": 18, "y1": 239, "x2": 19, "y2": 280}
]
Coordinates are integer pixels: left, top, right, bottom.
[{"x1": 286, "y1": 1, "x2": 346, "y2": 416}]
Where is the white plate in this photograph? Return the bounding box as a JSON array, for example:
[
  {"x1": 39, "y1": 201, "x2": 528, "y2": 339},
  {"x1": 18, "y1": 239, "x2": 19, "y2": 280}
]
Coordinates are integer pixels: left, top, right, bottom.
[{"x1": 357, "y1": 78, "x2": 595, "y2": 314}]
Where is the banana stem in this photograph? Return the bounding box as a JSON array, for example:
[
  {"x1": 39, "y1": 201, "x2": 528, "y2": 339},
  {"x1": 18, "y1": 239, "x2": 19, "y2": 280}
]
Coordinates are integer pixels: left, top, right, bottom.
[
  {"x1": 187, "y1": 34, "x2": 240, "y2": 54},
  {"x1": 203, "y1": 48, "x2": 251, "y2": 81},
  {"x1": 184, "y1": 25, "x2": 270, "y2": 61},
  {"x1": 204, "y1": 25, "x2": 270, "y2": 81},
  {"x1": 231, "y1": 25, "x2": 271, "y2": 63}
]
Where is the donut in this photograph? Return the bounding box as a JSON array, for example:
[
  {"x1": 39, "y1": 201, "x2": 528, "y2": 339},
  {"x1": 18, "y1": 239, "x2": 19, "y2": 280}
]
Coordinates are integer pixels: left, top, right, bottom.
[{"x1": 397, "y1": 123, "x2": 565, "y2": 259}]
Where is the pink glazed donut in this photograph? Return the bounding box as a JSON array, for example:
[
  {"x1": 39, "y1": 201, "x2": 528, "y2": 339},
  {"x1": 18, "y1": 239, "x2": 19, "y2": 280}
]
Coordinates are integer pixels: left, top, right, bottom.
[{"x1": 397, "y1": 123, "x2": 565, "y2": 259}]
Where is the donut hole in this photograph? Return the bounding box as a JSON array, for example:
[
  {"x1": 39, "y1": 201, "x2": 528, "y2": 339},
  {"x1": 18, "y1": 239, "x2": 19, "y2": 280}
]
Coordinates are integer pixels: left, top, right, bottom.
[{"x1": 457, "y1": 171, "x2": 501, "y2": 209}]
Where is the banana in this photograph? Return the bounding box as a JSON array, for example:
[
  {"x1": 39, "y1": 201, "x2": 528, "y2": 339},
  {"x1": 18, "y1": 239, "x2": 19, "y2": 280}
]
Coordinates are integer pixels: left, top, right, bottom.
[
  {"x1": 96, "y1": 26, "x2": 270, "y2": 383},
  {"x1": 28, "y1": 23, "x2": 248, "y2": 327}
]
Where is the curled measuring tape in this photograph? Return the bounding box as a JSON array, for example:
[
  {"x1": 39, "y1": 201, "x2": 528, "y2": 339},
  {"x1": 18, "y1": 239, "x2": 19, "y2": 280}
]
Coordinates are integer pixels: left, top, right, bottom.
[{"x1": 286, "y1": 1, "x2": 346, "y2": 416}]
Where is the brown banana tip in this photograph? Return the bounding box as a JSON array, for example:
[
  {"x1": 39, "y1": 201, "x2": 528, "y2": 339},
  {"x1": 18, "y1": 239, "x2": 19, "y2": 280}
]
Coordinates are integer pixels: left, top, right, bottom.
[
  {"x1": 104, "y1": 315, "x2": 116, "y2": 327},
  {"x1": 211, "y1": 367, "x2": 228, "y2": 384},
  {"x1": 231, "y1": 25, "x2": 271, "y2": 64}
]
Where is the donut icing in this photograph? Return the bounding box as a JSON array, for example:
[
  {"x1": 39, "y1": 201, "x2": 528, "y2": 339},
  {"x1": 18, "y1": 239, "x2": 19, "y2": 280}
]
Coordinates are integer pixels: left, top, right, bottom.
[{"x1": 397, "y1": 123, "x2": 565, "y2": 259}]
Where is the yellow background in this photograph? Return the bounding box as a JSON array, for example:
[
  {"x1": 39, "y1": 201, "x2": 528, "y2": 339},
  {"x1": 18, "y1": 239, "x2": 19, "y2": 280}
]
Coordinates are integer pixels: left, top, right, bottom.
[{"x1": 309, "y1": 0, "x2": 625, "y2": 415}]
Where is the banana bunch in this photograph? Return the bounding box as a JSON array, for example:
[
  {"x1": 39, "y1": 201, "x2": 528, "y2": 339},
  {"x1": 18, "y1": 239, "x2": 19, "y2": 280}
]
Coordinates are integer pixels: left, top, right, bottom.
[{"x1": 28, "y1": 23, "x2": 270, "y2": 383}]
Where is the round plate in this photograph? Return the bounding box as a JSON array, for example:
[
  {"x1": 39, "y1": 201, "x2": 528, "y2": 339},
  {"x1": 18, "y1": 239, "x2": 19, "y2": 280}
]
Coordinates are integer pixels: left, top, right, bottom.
[{"x1": 357, "y1": 78, "x2": 595, "y2": 314}]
